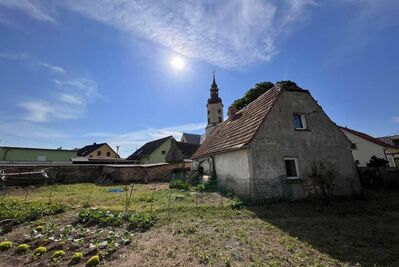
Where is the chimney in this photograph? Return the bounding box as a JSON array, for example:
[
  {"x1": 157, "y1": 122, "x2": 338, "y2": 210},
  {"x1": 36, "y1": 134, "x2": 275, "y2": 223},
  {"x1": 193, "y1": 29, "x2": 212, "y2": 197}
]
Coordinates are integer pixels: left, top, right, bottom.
[{"x1": 228, "y1": 105, "x2": 237, "y2": 119}]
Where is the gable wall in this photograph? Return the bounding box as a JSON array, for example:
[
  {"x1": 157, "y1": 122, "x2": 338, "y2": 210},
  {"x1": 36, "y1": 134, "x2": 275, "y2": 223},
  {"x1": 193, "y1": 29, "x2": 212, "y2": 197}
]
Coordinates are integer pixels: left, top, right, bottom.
[
  {"x1": 87, "y1": 144, "x2": 119, "y2": 159},
  {"x1": 141, "y1": 138, "x2": 173, "y2": 164},
  {"x1": 340, "y1": 130, "x2": 387, "y2": 167},
  {"x1": 248, "y1": 90, "x2": 360, "y2": 201}
]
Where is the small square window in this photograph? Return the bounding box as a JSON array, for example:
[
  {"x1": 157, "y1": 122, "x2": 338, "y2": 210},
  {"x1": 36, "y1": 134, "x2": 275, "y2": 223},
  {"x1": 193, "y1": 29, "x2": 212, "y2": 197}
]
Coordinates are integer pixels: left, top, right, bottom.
[
  {"x1": 97, "y1": 151, "x2": 102, "y2": 156},
  {"x1": 106, "y1": 152, "x2": 111, "y2": 157},
  {"x1": 161, "y1": 150, "x2": 166, "y2": 155},
  {"x1": 293, "y1": 114, "x2": 307, "y2": 129},
  {"x1": 284, "y1": 158, "x2": 299, "y2": 179}
]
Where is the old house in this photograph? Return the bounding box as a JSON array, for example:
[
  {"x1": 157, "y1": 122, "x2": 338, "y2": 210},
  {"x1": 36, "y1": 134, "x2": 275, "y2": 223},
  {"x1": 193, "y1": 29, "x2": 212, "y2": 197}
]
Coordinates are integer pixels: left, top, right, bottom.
[
  {"x1": 192, "y1": 83, "x2": 361, "y2": 201},
  {"x1": 78, "y1": 143, "x2": 119, "y2": 159},
  {"x1": 340, "y1": 127, "x2": 392, "y2": 167}
]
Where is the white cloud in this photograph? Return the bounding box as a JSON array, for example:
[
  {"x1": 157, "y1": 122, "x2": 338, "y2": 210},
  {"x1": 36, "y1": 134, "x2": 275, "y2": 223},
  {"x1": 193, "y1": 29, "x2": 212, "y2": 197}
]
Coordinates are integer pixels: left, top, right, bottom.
[
  {"x1": 39, "y1": 62, "x2": 66, "y2": 74},
  {"x1": 85, "y1": 122, "x2": 205, "y2": 157},
  {"x1": 59, "y1": 94, "x2": 84, "y2": 105},
  {"x1": 57, "y1": 0, "x2": 314, "y2": 68},
  {"x1": 393, "y1": 117, "x2": 399, "y2": 123},
  {"x1": 0, "y1": 0, "x2": 55, "y2": 22}
]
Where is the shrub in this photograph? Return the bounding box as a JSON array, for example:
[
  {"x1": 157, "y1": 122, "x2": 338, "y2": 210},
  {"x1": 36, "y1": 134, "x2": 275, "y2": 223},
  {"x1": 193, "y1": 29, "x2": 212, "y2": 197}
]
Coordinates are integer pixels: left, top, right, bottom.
[
  {"x1": 308, "y1": 162, "x2": 336, "y2": 204},
  {"x1": 367, "y1": 156, "x2": 389, "y2": 168},
  {"x1": 169, "y1": 179, "x2": 191, "y2": 190},
  {"x1": 86, "y1": 255, "x2": 100, "y2": 267},
  {"x1": 78, "y1": 209, "x2": 124, "y2": 226},
  {"x1": 52, "y1": 250, "x2": 65, "y2": 262},
  {"x1": 33, "y1": 246, "x2": 47, "y2": 256},
  {"x1": 71, "y1": 252, "x2": 83, "y2": 264},
  {"x1": 0, "y1": 241, "x2": 13, "y2": 251},
  {"x1": 128, "y1": 213, "x2": 157, "y2": 232},
  {"x1": 15, "y1": 244, "x2": 30, "y2": 254}
]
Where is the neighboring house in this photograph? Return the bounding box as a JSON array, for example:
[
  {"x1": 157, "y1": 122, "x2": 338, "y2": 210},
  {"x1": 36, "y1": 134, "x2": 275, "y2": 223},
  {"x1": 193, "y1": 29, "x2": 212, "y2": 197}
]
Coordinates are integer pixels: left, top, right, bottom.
[
  {"x1": 166, "y1": 139, "x2": 200, "y2": 163},
  {"x1": 127, "y1": 136, "x2": 174, "y2": 164},
  {"x1": 192, "y1": 84, "x2": 361, "y2": 201},
  {"x1": 78, "y1": 143, "x2": 119, "y2": 159},
  {"x1": 340, "y1": 127, "x2": 391, "y2": 167},
  {"x1": 181, "y1": 133, "x2": 202, "y2": 145},
  {"x1": 378, "y1": 135, "x2": 399, "y2": 167},
  {"x1": 0, "y1": 146, "x2": 77, "y2": 162}
]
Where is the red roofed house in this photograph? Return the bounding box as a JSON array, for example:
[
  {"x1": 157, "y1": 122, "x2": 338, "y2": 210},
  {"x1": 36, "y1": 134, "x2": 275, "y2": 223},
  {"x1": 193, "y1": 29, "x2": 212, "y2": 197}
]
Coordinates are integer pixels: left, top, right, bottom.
[
  {"x1": 340, "y1": 127, "x2": 394, "y2": 167},
  {"x1": 192, "y1": 83, "x2": 361, "y2": 201}
]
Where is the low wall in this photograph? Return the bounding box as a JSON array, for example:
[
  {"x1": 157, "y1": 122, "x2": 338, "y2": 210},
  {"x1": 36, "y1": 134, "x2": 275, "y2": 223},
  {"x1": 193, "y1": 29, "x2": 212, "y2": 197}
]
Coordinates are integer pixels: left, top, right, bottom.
[{"x1": 0, "y1": 162, "x2": 191, "y2": 186}]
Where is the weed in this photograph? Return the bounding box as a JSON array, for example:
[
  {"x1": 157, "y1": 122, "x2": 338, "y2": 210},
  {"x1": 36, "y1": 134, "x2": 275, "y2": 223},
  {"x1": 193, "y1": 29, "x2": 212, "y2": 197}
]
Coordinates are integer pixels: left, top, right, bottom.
[
  {"x1": 231, "y1": 197, "x2": 245, "y2": 210},
  {"x1": 169, "y1": 179, "x2": 191, "y2": 190},
  {"x1": 70, "y1": 252, "x2": 83, "y2": 264},
  {"x1": 33, "y1": 246, "x2": 47, "y2": 257},
  {"x1": 52, "y1": 250, "x2": 65, "y2": 262}
]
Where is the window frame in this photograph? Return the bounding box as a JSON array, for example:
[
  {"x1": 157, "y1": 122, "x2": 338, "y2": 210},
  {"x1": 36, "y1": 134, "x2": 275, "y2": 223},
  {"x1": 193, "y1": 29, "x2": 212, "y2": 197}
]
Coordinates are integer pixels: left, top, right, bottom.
[
  {"x1": 284, "y1": 157, "x2": 300, "y2": 180},
  {"x1": 97, "y1": 151, "x2": 102, "y2": 156},
  {"x1": 293, "y1": 113, "x2": 307, "y2": 130},
  {"x1": 106, "y1": 151, "x2": 111, "y2": 157}
]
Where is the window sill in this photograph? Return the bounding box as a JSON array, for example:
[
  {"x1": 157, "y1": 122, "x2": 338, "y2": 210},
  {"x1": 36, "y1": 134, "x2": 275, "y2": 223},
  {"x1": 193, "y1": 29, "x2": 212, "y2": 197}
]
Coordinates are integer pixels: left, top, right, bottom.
[
  {"x1": 286, "y1": 177, "x2": 302, "y2": 181},
  {"x1": 294, "y1": 128, "x2": 311, "y2": 131}
]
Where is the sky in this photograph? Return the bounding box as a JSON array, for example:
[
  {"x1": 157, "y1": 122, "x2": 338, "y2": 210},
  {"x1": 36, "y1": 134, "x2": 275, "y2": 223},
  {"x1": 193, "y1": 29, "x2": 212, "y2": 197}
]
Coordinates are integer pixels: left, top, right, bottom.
[{"x1": 0, "y1": 0, "x2": 398, "y2": 157}]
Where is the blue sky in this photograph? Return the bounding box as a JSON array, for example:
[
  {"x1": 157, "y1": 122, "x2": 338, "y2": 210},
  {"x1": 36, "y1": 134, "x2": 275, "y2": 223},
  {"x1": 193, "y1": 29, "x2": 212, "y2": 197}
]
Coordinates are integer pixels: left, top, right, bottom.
[{"x1": 0, "y1": 0, "x2": 398, "y2": 157}]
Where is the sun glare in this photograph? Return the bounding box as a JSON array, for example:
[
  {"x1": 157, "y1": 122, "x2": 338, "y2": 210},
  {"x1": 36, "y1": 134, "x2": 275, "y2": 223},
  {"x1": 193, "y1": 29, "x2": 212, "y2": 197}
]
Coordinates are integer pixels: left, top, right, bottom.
[{"x1": 170, "y1": 56, "x2": 185, "y2": 70}]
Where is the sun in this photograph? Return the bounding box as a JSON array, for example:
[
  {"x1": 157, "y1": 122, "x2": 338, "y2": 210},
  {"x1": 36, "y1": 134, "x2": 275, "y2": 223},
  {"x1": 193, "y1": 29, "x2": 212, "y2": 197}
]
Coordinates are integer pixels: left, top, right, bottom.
[{"x1": 170, "y1": 55, "x2": 185, "y2": 70}]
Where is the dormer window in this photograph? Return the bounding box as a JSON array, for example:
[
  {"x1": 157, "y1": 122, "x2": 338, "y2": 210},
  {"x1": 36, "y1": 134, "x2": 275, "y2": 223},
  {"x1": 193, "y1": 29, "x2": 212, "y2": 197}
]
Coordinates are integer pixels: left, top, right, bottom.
[{"x1": 293, "y1": 113, "x2": 307, "y2": 130}]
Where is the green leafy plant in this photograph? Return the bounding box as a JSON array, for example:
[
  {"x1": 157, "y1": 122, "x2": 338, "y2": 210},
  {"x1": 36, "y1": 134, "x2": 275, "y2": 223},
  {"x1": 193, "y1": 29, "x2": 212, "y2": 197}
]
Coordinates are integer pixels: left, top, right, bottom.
[
  {"x1": 52, "y1": 250, "x2": 65, "y2": 262},
  {"x1": 70, "y1": 252, "x2": 83, "y2": 264},
  {"x1": 78, "y1": 209, "x2": 124, "y2": 226},
  {"x1": 33, "y1": 246, "x2": 47, "y2": 256},
  {"x1": 128, "y1": 213, "x2": 157, "y2": 232},
  {"x1": 15, "y1": 244, "x2": 30, "y2": 254},
  {"x1": 231, "y1": 197, "x2": 245, "y2": 210},
  {"x1": 0, "y1": 241, "x2": 13, "y2": 251},
  {"x1": 86, "y1": 255, "x2": 100, "y2": 267}
]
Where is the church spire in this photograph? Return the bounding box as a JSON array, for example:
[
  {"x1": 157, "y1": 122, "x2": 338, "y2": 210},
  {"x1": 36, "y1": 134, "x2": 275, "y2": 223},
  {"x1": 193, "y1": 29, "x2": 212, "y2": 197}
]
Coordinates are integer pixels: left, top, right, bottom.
[{"x1": 208, "y1": 71, "x2": 221, "y2": 104}]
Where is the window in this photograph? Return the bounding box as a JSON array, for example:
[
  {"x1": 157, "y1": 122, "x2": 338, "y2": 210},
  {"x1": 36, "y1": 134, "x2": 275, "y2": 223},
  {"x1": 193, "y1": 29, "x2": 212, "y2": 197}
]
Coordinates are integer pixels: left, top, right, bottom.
[
  {"x1": 284, "y1": 158, "x2": 299, "y2": 179},
  {"x1": 218, "y1": 117, "x2": 222, "y2": 123},
  {"x1": 208, "y1": 110, "x2": 210, "y2": 114},
  {"x1": 208, "y1": 118, "x2": 210, "y2": 124},
  {"x1": 97, "y1": 151, "x2": 102, "y2": 156},
  {"x1": 161, "y1": 150, "x2": 166, "y2": 155},
  {"x1": 106, "y1": 151, "x2": 111, "y2": 157},
  {"x1": 293, "y1": 114, "x2": 307, "y2": 129},
  {"x1": 218, "y1": 109, "x2": 221, "y2": 114}
]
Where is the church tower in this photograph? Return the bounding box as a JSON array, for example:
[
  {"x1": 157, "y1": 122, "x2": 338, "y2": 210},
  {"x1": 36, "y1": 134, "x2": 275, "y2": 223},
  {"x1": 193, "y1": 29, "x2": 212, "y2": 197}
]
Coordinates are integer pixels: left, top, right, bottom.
[{"x1": 205, "y1": 72, "x2": 224, "y2": 135}]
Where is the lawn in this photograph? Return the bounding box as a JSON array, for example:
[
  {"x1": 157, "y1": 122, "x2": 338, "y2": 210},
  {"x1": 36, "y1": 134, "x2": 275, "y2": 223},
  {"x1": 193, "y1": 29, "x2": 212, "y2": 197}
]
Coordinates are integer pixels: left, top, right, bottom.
[{"x1": 0, "y1": 183, "x2": 398, "y2": 266}]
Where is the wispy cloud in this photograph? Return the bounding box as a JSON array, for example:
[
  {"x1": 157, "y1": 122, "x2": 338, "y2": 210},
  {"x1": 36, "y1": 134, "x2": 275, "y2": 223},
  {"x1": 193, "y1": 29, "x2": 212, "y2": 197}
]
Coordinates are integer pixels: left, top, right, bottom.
[
  {"x1": 393, "y1": 117, "x2": 399, "y2": 123},
  {"x1": 0, "y1": 0, "x2": 55, "y2": 22},
  {"x1": 2, "y1": 0, "x2": 314, "y2": 68},
  {"x1": 60, "y1": 0, "x2": 315, "y2": 68},
  {"x1": 85, "y1": 122, "x2": 205, "y2": 157},
  {"x1": 39, "y1": 62, "x2": 66, "y2": 74},
  {"x1": 0, "y1": 51, "x2": 28, "y2": 60}
]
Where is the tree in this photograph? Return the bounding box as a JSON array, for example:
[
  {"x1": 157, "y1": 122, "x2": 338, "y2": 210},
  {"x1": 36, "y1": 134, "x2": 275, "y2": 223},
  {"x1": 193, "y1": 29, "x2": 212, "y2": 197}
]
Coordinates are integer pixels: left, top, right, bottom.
[
  {"x1": 367, "y1": 156, "x2": 389, "y2": 168},
  {"x1": 231, "y1": 82, "x2": 274, "y2": 111},
  {"x1": 276, "y1": 80, "x2": 301, "y2": 90}
]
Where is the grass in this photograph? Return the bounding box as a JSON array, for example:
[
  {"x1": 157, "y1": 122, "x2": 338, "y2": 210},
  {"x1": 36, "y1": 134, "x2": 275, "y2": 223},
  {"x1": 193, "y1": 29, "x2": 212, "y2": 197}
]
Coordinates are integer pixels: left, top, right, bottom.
[{"x1": 1, "y1": 184, "x2": 398, "y2": 266}]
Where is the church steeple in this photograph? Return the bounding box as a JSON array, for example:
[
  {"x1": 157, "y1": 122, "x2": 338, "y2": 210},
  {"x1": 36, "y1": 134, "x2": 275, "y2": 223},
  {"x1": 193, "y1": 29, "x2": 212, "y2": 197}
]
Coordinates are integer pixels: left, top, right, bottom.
[{"x1": 206, "y1": 71, "x2": 224, "y2": 135}]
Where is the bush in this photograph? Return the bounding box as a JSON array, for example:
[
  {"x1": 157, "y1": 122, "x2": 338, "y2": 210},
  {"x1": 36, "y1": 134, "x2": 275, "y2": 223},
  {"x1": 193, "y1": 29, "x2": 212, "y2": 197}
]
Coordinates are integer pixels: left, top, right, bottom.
[
  {"x1": 33, "y1": 246, "x2": 47, "y2": 256},
  {"x1": 15, "y1": 244, "x2": 30, "y2": 254},
  {"x1": 78, "y1": 209, "x2": 124, "y2": 226},
  {"x1": 169, "y1": 179, "x2": 191, "y2": 190},
  {"x1": 86, "y1": 255, "x2": 100, "y2": 267},
  {"x1": 231, "y1": 197, "x2": 245, "y2": 210},
  {"x1": 308, "y1": 162, "x2": 336, "y2": 204},
  {"x1": 71, "y1": 252, "x2": 83, "y2": 264},
  {"x1": 0, "y1": 241, "x2": 13, "y2": 251},
  {"x1": 367, "y1": 156, "x2": 389, "y2": 168},
  {"x1": 128, "y1": 213, "x2": 157, "y2": 232}
]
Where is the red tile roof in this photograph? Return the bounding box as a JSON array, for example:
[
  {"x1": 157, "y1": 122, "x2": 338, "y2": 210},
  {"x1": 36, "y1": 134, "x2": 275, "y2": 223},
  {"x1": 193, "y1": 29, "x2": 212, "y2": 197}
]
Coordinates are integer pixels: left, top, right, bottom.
[
  {"x1": 192, "y1": 85, "x2": 284, "y2": 159},
  {"x1": 339, "y1": 127, "x2": 393, "y2": 148}
]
